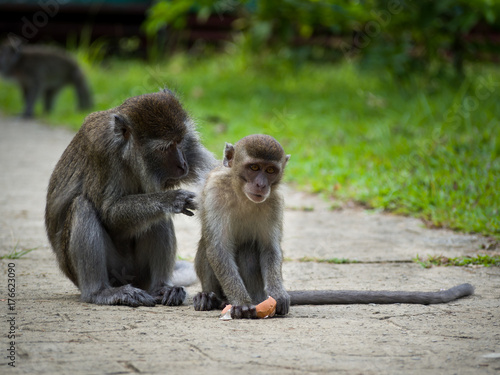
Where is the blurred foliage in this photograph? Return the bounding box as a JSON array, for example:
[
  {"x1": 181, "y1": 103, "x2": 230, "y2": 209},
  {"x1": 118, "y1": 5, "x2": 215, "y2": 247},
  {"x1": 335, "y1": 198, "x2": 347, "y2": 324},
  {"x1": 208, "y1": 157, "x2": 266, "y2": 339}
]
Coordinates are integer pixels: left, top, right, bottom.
[
  {"x1": 1, "y1": 51, "x2": 498, "y2": 238},
  {"x1": 145, "y1": 0, "x2": 500, "y2": 77},
  {"x1": 2, "y1": 1, "x2": 500, "y2": 238}
]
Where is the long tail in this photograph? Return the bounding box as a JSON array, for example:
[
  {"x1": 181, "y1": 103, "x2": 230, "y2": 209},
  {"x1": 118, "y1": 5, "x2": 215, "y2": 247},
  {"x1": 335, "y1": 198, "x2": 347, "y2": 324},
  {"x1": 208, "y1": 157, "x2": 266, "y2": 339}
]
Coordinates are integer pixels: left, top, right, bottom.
[
  {"x1": 72, "y1": 68, "x2": 93, "y2": 110},
  {"x1": 289, "y1": 283, "x2": 474, "y2": 305}
]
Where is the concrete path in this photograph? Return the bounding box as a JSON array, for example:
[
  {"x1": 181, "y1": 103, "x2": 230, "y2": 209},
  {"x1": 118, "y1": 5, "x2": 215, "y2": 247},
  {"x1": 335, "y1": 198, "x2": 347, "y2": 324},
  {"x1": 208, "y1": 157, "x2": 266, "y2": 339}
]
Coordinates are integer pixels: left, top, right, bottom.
[{"x1": 0, "y1": 117, "x2": 499, "y2": 374}]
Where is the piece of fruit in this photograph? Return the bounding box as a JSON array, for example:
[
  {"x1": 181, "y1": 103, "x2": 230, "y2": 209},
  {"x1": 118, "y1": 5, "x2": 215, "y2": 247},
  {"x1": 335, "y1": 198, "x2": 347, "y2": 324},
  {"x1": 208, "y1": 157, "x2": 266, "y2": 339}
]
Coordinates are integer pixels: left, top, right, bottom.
[
  {"x1": 219, "y1": 296, "x2": 277, "y2": 320},
  {"x1": 256, "y1": 296, "x2": 277, "y2": 318}
]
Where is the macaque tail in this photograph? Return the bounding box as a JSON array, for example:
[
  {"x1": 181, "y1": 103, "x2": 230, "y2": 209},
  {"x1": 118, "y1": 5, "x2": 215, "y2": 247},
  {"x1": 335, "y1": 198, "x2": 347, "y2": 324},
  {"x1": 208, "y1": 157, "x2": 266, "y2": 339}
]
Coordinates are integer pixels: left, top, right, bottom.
[
  {"x1": 289, "y1": 283, "x2": 474, "y2": 305},
  {"x1": 171, "y1": 260, "x2": 199, "y2": 287}
]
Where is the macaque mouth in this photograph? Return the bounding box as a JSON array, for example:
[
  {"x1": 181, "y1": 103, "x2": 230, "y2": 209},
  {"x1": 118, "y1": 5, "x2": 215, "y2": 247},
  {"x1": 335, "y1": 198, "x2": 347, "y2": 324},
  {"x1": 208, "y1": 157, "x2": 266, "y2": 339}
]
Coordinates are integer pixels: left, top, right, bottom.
[
  {"x1": 165, "y1": 166, "x2": 189, "y2": 182},
  {"x1": 246, "y1": 191, "x2": 267, "y2": 203}
]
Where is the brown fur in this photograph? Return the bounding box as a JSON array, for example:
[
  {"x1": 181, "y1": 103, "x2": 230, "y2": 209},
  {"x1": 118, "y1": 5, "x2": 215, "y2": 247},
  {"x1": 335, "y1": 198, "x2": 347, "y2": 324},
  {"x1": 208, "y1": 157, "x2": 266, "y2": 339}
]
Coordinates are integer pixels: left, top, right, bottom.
[
  {"x1": 235, "y1": 134, "x2": 285, "y2": 162},
  {"x1": 194, "y1": 135, "x2": 291, "y2": 318},
  {"x1": 193, "y1": 134, "x2": 474, "y2": 319}
]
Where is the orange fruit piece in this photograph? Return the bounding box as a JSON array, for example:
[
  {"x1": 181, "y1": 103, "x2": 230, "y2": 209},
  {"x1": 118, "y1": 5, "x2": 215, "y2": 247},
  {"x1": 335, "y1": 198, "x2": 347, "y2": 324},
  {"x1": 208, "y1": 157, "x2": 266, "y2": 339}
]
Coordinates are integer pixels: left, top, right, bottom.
[{"x1": 220, "y1": 296, "x2": 277, "y2": 319}]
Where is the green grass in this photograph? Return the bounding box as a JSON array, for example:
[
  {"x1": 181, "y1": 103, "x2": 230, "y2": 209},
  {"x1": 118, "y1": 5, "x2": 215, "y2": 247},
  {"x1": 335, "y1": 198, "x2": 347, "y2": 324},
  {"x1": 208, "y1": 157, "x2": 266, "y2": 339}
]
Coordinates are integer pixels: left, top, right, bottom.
[
  {"x1": 296, "y1": 256, "x2": 360, "y2": 264},
  {"x1": 0, "y1": 242, "x2": 37, "y2": 260},
  {"x1": 414, "y1": 254, "x2": 500, "y2": 268},
  {"x1": 0, "y1": 51, "x2": 498, "y2": 238},
  {"x1": 290, "y1": 254, "x2": 500, "y2": 267}
]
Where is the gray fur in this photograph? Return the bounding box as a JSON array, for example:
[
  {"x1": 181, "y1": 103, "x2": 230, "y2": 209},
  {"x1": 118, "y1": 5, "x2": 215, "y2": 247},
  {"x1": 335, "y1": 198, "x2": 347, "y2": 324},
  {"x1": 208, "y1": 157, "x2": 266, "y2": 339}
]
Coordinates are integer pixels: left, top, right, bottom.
[
  {"x1": 45, "y1": 90, "x2": 216, "y2": 307},
  {"x1": 289, "y1": 284, "x2": 475, "y2": 305},
  {"x1": 0, "y1": 42, "x2": 92, "y2": 118}
]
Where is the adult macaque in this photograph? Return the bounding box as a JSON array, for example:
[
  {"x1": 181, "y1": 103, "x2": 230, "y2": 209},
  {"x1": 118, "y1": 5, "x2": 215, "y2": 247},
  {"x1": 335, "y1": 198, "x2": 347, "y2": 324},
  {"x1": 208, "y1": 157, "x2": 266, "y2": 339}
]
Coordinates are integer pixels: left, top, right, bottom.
[
  {"x1": 193, "y1": 134, "x2": 474, "y2": 318},
  {"x1": 45, "y1": 90, "x2": 216, "y2": 307},
  {"x1": 0, "y1": 41, "x2": 92, "y2": 118}
]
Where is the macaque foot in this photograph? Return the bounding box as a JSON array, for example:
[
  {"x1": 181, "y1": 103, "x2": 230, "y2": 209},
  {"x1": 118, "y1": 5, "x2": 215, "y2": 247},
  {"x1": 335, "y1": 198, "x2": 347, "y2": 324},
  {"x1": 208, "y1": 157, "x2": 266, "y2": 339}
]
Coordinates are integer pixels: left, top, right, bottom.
[
  {"x1": 20, "y1": 112, "x2": 34, "y2": 119},
  {"x1": 272, "y1": 292, "x2": 291, "y2": 315},
  {"x1": 230, "y1": 304, "x2": 257, "y2": 319},
  {"x1": 193, "y1": 292, "x2": 226, "y2": 311},
  {"x1": 85, "y1": 284, "x2": 156, "y2": 307},
  {"x1": 152, "y1": 285, "x2": 186, "y2": 306}
]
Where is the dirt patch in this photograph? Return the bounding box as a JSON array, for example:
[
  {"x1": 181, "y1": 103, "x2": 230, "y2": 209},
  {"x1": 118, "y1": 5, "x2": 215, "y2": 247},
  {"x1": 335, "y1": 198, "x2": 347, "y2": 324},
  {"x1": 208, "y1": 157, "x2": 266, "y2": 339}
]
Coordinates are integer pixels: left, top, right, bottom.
[{"x1": 1, "y1": 117, "x2": 499, "y2": 374}]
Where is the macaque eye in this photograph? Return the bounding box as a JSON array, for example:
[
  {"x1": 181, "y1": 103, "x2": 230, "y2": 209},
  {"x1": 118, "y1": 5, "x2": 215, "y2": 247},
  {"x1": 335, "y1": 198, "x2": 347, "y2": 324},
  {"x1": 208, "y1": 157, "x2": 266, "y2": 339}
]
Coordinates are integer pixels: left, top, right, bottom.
[
  {"x1": 265, "y1": 167, "x2": 276, "y2": 174},
  {"x1": 249, "y1": 164, "x2": 260, "y2": 171}
]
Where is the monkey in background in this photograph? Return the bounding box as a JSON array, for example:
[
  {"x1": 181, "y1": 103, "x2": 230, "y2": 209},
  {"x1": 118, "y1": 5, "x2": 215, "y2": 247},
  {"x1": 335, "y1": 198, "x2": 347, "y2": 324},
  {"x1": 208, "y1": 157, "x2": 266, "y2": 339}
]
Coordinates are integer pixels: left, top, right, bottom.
[
  {"x1": 45, "y1": 89, "x2": 216, "y2": 307},
  {"x1": 0, "y1": 41, "x2": 92, "y2": 118},
  {"x1": 193, "y1": 134, "x2": 474, "y2": 319}
]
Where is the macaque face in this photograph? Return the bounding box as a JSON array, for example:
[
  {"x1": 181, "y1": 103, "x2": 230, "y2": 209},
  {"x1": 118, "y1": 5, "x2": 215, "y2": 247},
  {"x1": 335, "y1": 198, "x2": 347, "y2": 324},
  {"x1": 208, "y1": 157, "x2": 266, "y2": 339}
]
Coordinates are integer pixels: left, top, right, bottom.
[
  {"x1": 145, "y1": 140, "x2": 189, "y2": 186},
  {"x1": 223, "y1": 136, "x2": 289, "y2": 204},
  {"x1": 240, "y1": 160, "x2": 282, "y2": 203}
]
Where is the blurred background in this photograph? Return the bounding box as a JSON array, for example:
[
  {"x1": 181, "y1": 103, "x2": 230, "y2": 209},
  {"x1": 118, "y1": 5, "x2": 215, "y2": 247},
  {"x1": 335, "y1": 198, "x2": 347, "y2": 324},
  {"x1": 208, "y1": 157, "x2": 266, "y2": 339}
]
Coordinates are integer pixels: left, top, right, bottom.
[{"x1": 0, "y1": 0, "x2": 499, "y2": 242}]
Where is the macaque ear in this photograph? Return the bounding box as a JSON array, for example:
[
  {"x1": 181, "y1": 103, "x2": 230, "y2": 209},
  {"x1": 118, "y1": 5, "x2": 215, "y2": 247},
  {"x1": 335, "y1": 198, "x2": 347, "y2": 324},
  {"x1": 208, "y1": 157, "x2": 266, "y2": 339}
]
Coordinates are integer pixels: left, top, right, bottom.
[
  {"x1": 112, "y1": 114, "x2": 130, "y2": 140},
  {"x1": 161, "y1": 87, "x2": 176, "y2": 97},
  {"x1": 284, "y1": 154, "x2": 291, "y2": 166},
  {"x1": 223, "y1": 143, "x2": 235, "y2": 168}
]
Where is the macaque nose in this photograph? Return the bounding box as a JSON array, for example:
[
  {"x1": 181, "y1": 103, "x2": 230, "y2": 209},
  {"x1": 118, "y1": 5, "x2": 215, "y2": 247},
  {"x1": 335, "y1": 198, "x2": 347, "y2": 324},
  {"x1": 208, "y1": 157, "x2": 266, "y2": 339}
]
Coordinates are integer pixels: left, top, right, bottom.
[
  {"x1": 177, "y1": 161, "x2": 188, "y2": 174},
  {"x1": 255, "y1": 181, "x2": 266, "y2": 190}
]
